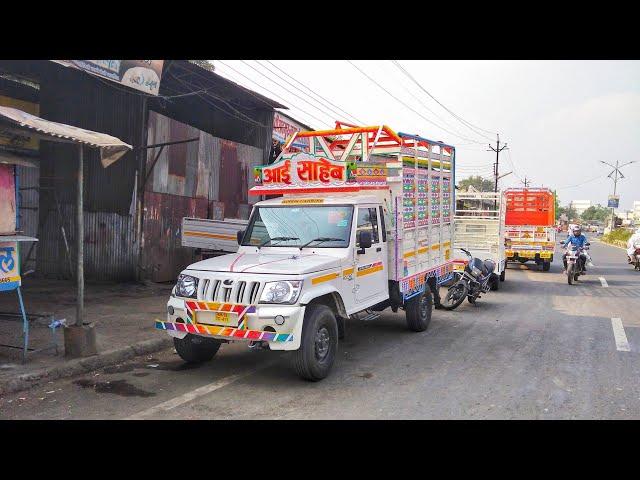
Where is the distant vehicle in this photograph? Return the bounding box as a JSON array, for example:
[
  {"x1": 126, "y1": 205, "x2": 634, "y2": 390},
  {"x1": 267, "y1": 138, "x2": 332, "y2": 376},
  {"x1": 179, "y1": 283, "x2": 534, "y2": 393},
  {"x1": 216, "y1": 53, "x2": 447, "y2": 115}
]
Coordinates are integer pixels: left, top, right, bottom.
[{"x1": 504, "y1": 188, "x2": 556, "y2": 271}]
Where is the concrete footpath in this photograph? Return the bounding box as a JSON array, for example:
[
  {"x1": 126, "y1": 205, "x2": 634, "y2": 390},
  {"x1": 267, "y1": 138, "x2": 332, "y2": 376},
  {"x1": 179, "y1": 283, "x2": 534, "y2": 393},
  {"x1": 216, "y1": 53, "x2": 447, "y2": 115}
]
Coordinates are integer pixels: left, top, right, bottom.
[{"x1": 0, "y1": 278, "x2": 173, "y2": 396}]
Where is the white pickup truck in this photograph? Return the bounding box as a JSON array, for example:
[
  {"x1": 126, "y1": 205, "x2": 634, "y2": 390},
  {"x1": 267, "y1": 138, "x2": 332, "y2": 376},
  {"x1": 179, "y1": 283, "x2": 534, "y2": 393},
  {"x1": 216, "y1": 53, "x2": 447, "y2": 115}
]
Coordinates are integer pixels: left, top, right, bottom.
[{"x1": 156, "y1": 123, "x2": 456, "y2": 380}]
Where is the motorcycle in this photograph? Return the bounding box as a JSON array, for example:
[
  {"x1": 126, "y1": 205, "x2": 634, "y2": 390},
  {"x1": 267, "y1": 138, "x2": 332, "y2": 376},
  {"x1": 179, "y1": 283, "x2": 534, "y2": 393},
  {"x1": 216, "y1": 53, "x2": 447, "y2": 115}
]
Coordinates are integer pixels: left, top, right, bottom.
[
  {"x1": 441, "y1": 248, "x2": 499, "y2": 310},
  {"x1": 631, "y1": 242, "x2": 640, "y2": 271},
  {"x1": 562, "y1": 241, "x2": 590, "y2": 285}
]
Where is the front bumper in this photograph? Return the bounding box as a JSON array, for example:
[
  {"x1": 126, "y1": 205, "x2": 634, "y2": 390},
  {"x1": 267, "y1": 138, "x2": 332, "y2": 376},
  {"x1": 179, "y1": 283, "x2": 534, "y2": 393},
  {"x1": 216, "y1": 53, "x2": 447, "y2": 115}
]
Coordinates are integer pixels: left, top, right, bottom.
[
  {"x1": 158, "y1": 296, "x2": 305, "y2": 350},
  {"x1": 506, "y1": 250, "x2": 553, "y2": 262}
]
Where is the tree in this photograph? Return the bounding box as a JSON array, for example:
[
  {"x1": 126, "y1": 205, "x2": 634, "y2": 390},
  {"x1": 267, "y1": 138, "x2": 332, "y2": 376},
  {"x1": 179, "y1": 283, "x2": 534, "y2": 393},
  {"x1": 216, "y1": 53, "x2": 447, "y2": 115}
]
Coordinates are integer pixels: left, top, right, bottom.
[
  {"x1": 557, "y1": 205, "x2": 578, "y2": 222},
  {"x1": 580, "y1": 205, "x2": 609, "y2": 223},
  {"x1": 554, "y1": 191, "x2": 560, "y2": 220},
  {"x1": 457, "y1": 175, "x2": 494, "y2": 192}
]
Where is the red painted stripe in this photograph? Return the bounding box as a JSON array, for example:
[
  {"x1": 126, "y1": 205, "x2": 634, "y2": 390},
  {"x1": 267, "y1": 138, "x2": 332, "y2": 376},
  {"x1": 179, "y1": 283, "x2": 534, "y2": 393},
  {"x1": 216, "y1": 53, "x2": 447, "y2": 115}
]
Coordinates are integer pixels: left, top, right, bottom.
[
  {"x1": 249, "y1": 185, "x2": 388, "y2": 196},
  {"x1": 247, "y1": 330, "x2": 261, "y2": 340},
  {"x1": 229, "y1": 252, "x2": 245, "y2": 273}
]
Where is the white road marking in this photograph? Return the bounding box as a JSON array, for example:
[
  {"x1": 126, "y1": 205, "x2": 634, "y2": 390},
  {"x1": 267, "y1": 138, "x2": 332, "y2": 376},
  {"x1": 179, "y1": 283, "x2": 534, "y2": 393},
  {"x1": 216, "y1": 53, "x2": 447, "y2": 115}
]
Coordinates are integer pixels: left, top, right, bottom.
[
  {"x1": 599, "y1": 277, "x2": 609, "y2": 288},
  {"x1": 126, "y1": 361, "x2": 277, "y2": 419},
  {"x1": 611, "y1": 318, "x2": 631, "y2": 352}
]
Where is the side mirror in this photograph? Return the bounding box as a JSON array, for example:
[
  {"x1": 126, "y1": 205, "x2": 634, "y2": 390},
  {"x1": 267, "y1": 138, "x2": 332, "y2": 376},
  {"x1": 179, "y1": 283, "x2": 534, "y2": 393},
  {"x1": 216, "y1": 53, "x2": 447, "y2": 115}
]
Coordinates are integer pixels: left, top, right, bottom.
[
  {"x1": 357, "y1": 230, "x2": 372, "y2": 253},
  {"x1": 237, "y1": 230, "x2": 245, "y2": 245}
]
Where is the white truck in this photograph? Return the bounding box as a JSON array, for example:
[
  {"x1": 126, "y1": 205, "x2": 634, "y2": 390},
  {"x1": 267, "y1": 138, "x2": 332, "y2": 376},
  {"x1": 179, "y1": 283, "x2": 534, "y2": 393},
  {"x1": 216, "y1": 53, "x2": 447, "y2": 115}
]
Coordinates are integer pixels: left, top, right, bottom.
[
  {"x1": 453, "y1": 191, "x2": 507, "y2": 287},
  {"x1": 156, "y1": 123, "x2": 457, "y2": 380}
]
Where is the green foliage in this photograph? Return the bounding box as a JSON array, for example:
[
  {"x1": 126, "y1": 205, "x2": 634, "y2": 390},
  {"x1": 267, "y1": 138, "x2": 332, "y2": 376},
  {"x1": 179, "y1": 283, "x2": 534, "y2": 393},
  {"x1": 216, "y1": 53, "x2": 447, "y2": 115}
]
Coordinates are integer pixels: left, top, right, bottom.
[
  {"x1": 602, "y1": 229, "x2": 632, "y2": 243},
  {"x1": 554, "y1": 191, "x2": 560, "y2": 220},
  {"x1": 580, "y1": 205, "x2": 610, "y2": 222},
  {"x1": 557, "y1": 205, "x2": 578, "y2": 222},
  {"x1": 457, "y1": 175, "x2": 494, "y2": 192}
]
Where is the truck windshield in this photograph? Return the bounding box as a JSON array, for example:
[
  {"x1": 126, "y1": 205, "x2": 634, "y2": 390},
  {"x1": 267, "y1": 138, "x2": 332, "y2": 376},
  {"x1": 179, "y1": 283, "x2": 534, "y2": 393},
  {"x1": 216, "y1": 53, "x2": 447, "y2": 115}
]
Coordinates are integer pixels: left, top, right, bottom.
[{"x1": 242, "y1": 205, "x2": 353, "y2": 248}]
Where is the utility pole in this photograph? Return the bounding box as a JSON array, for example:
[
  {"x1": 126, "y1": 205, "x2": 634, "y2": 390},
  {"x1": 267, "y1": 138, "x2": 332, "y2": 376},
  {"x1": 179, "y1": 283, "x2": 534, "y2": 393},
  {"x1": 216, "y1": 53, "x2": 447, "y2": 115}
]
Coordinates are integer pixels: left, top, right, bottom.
[
  {"x1": 600, "y1": 160, "x2": 636, "y2": 231},
  {"x1": 488, "y1": 134, "x2": 508, "y2": 194},
  {"x1": 521, "y1": 176, "x2": 531, "y2": 188}
]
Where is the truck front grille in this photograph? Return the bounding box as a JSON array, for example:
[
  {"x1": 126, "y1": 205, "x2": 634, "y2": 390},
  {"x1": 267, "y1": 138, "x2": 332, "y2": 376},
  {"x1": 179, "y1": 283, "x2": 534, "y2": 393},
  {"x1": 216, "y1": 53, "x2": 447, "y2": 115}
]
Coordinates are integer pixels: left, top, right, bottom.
[{"x1": 198, "y1": 278, "x2": 261, "y2": 305}]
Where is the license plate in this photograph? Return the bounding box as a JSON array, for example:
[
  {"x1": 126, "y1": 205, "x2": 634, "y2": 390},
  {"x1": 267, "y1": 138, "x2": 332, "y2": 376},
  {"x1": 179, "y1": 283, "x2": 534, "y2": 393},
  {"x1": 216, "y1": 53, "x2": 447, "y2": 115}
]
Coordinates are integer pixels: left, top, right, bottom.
[{"x1": 195, "y1": 311, "x2": 238, "y2": 327}]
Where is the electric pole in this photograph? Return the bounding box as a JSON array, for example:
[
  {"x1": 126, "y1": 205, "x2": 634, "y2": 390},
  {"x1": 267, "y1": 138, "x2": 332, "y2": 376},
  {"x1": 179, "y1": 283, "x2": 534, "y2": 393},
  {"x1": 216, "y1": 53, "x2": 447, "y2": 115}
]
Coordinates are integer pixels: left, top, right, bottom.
[
  {"x1": 600, "y1": 160, "x2": 636, "y2": 230},
  {"x1": 488, "y1": 134, "x2": 508, "y2": 194},
  {"x1": 521, "y1": 176, "x2": 531, "y2": 188}
]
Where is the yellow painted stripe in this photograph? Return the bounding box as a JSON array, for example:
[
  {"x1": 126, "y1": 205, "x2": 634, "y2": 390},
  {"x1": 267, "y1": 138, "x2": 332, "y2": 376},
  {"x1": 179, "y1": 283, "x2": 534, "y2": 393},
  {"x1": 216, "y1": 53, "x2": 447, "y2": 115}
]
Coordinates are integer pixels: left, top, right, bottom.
[
  {"x1": 281, "y1": 198, "x2": 324, "y2": 204},
  {"x1": 342, "y1": 268, "x2": 354, "y2": 276},
  {"x1": 357, "y1": 265, "x2": 384, "y2": 277},
  {"x1": 184, "y1": 231, "x2": 236, "y2": 240},
  {"x1": 417, "y1": 247, "x2": 428, "y2": 254},
  {"x1": 312, "y1": 272, "x2": 340, "y2": 285},
  {"x1": 442, "y1": 241, "x2": 451, "y2": 247},
  {"x1": 431, "y1": 244, "x2": 439, "y2": 250},
  {"x1": 0, "y1": 275, "x2": 21, "y2": 284},
  {"x1": 403, "y1": 251, "x2": 415, "y2": 258}
]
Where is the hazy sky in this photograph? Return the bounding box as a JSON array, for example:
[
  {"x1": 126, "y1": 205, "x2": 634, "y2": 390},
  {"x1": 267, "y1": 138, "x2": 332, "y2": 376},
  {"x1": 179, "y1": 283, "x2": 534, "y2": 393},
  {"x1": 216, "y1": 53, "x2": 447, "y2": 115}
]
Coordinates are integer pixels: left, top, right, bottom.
[{"x1": 212, "y1": 60, "x2": 640, "y2": 210}]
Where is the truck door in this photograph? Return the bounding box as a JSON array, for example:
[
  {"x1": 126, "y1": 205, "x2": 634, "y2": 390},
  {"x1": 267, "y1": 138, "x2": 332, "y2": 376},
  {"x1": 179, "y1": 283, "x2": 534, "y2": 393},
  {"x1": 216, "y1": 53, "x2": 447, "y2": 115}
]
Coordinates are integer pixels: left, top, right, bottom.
[{"x1": 354, "y1": 205, "x2": 389, "y2": 306}]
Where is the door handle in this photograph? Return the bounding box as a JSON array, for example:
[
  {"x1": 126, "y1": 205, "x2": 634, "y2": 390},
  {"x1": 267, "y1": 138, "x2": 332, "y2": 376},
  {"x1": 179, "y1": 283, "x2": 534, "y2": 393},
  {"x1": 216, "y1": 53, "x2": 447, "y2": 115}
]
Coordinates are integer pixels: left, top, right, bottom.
[{"x1": 376, "y1": 247, "x2": 382, "y2": 252}]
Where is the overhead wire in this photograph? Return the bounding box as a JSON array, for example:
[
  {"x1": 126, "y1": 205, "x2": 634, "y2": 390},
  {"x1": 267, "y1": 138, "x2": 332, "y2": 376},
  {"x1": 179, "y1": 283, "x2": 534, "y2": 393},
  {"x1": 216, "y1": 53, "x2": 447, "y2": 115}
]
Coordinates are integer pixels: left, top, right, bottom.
[
  {"x1": 391, "y1": 60, "x2": 498, "y2": 140},
  {"x1": 237, "y1": 60, "x2": 337, "y2": 125},
  {"x1": 346, "y1": 61, "x2": 486, "y2": 145},
  {"x1": 260, "y1": 60, "x2": 367, "y2": 125},
  {"x1": 215, "y1": 60, "x2": 328, "y2": 127}
]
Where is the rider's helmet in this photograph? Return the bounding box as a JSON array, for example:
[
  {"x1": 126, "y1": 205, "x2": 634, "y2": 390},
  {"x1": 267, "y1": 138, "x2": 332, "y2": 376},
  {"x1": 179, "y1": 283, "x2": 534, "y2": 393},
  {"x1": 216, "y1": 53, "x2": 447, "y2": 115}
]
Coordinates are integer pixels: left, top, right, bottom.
[{"x1": 572, "y1": 224, "x2": 582, "y2": 236}]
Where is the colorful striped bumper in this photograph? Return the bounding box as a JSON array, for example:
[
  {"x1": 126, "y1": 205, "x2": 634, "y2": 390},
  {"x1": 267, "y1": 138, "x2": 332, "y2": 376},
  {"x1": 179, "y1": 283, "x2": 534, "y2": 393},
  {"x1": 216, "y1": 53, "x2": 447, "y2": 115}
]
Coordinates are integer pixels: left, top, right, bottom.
[{"x1": 155, "y1": 320, "x2": 294, "y2": 343}]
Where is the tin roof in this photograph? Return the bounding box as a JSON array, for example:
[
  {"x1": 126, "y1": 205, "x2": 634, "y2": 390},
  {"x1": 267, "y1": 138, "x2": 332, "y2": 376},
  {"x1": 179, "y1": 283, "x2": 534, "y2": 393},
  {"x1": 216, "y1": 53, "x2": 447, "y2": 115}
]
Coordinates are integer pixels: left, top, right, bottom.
[{"x1": 0, "y1": 106, "x2": 132, "y2": 167}]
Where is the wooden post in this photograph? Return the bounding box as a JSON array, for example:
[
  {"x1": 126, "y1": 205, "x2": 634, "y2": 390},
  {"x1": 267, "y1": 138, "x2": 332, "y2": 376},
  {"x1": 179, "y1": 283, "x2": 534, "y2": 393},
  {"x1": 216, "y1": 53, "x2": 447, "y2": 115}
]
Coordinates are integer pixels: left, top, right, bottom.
[{"x1": 76, "y1": 144, "x2": 84, "y2": 326}]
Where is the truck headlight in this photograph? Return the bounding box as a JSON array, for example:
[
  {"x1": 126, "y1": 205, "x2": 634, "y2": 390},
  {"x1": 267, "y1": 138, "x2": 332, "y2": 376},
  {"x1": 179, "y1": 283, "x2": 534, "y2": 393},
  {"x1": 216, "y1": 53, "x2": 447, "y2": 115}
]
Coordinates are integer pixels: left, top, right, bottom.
[
  {"x1": 259, "y1": 280, "x2": 302, "y2": 304},
  {"x1": 175, "y1": 274, "x2": 199, "y2": 298}
]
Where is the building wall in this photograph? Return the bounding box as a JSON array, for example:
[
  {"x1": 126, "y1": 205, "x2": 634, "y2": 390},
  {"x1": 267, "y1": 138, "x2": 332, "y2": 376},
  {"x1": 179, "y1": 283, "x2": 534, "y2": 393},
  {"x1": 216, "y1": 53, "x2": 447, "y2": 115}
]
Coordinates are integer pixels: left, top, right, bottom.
[{"x1": 142, "y1": 111, "x2": 264, "y2": 282}]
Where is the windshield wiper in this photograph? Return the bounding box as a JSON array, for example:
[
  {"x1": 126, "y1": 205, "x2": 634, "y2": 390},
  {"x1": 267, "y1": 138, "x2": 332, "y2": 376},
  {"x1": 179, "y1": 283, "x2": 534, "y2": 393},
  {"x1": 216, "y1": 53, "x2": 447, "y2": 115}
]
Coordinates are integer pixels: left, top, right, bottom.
[
  {"x1": 259, "y1": 236, "x2": 300, "y2": 248},
  {"x1": 299, "y1": 237, "x2": 346, "y2": 249}
]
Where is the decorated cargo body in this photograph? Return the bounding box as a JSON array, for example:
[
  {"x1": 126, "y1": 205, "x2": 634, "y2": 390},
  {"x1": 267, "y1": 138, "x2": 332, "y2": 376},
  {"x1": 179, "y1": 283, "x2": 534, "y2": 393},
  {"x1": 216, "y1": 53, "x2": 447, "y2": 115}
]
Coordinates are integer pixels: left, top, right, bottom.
[
  {"x1": 453, "y1": 191, "x2": 507, "y2": 284},
  {"x1": 156, "y1": 122, "x2": 456, "y2": 380},
  {"x1": 503, "y1": 187, "x2": 556, "y2": 270}
]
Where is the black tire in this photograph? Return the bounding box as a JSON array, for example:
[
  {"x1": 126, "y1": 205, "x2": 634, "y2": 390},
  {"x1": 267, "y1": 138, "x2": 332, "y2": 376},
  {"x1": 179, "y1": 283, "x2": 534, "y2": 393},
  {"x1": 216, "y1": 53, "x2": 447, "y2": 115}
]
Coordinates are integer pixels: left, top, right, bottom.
[
  {"x1": 490, "y1": 273, "x2": 500, "y2": 291},
  {"x1": 441, "y1": 280, "x2": 469, "y2": 311},
  {"x1": 292, "y1": 305, "x2": 338, "y2": 382},
  {"x1": 500, "y1": 269, "x2": 506, "y2": 282},
  {"x1": 405, "y1": 288, "x2": 433, "y2": 332},
  {"x1": 542, "y1": 261, "x2": 551, "y2": 272},
  {"x1": 567, "y1": 264, "x2": 574, "y2": 285},
  {"x1": 173, "y1": 334, "x2": 221, "y2": 363}
]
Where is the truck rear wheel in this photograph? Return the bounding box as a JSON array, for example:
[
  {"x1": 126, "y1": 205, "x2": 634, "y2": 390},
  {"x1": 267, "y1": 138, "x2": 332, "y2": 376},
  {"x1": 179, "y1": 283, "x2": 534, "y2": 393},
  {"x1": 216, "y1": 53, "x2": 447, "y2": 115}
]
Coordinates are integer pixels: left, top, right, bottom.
[
  {"x1": 174, "y1": 334, "x2": 221, "y2": 363},
  {"x1": 405, "y1": 288, "x2": 433, "y2": 332},
  {"x1": 490, "y1": 273, "x2": 500, "y2": 291},
  {"x1": 292, "y1": 305, "x2": 338, "y2": 382},
  {"x1": 500, "y1": 269, "x2": 506, "y2": 282},
  {"x1": 542, "y1": 261, "x2": 551, "y2": 271}
]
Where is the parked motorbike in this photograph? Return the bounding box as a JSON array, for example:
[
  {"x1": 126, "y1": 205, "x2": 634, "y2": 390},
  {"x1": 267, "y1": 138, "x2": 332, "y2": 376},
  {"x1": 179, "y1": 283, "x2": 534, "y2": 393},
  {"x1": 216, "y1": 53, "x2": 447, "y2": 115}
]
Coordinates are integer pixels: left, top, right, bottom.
[
  {"x1": 441, "y1": 248, "x2": 499, "y2": 310},
  {"x1": 562, "y1": 241, "x2": 590, "y2": 285}
]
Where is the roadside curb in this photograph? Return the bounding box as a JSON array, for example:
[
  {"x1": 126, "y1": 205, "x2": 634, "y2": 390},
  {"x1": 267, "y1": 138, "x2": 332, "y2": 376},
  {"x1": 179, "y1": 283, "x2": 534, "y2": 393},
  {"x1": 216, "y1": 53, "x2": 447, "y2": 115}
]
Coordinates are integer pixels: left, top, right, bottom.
[{"x1": 0, "y1": 337, "x2": 173, "y2": 397}]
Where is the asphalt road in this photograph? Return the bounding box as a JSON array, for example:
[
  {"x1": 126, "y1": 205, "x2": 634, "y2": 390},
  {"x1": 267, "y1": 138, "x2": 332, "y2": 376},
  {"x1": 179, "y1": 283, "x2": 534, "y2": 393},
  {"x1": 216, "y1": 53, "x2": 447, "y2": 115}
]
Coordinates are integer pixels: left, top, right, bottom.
[{"x1": 1, "y1": 240, "x2": 639, "y2": 419}]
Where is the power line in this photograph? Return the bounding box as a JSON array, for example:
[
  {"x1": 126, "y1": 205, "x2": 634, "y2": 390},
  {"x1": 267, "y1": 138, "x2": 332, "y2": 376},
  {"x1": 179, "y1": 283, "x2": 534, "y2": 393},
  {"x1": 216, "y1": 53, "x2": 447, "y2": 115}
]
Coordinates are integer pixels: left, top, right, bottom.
[
  {"x1": 346, "y1": 60, "x2": 485, "y2": 145},
  {"x1": 262, "y1": 61, "x2": 366, "y2": 125},
  {"x1": 391, "y1": 60, "x2": 498, "y2": 139},
  {"x1": 238, "y1": 60, "x2": 337, "y2": 125},
  {"x1": 382, "y1": 61, "x2": 485, "y2": 144},
  {"x1": 215, "y1": 60, "x2": 329, "y2": 127}
]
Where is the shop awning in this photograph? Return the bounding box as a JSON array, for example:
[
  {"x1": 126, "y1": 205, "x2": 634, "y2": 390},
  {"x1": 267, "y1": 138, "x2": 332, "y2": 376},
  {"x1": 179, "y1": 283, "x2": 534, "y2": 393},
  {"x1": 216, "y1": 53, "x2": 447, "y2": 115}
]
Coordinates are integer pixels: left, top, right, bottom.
[{"x1": 0, "y1": 106, "x2": 132, "y2": 167}]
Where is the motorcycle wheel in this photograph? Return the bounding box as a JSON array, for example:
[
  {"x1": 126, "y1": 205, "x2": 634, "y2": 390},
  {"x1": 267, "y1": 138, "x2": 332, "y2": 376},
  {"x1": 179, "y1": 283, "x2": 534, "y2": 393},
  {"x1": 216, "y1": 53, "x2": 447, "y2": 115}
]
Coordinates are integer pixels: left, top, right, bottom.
[
  {"x1": 567, "y1": 264, "x2": 574, "y2": 285},
  {"x1": 441, "y1": 281, "x2": 469, "y2": 311}
]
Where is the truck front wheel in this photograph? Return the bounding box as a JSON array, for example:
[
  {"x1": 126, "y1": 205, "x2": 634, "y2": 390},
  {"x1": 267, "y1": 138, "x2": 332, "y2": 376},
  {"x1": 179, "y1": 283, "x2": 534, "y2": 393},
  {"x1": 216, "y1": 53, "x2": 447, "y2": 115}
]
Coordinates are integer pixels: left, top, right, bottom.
[
  {"x1": 405, "y1": 288, "x2": 433, "y2": 332},
  {"x1": 174, "y1": 334, "x2": 221, "y2": 363},
  {"x1": 292, "y1": 305, "x2": 338, "y2": 381},
  {"x1": 542, "y1": 261, "x2": 551, "y2": 271}
]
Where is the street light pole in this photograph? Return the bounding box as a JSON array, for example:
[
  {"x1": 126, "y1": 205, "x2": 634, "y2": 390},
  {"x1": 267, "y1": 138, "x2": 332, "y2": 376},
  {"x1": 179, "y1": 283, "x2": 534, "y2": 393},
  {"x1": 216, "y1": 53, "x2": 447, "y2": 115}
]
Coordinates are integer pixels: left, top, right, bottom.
[{"x1": 600, "y1": 160, "x2": 636, "y2": 231}]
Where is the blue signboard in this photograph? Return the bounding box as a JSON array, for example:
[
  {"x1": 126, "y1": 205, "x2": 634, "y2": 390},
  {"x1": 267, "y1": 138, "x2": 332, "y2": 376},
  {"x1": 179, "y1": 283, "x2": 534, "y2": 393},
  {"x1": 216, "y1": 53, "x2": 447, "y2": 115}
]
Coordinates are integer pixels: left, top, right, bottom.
[{"x1": 608, "y1": 196, "x2": 619, "y2": 208}]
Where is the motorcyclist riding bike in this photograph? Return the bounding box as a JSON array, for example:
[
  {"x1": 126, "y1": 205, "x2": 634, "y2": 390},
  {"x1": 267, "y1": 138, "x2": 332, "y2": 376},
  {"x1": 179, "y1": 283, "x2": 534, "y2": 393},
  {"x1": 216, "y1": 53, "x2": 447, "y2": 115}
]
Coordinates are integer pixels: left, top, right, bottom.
[
  {"x1": 627, "y1": 228, "x2": 640, "y2": 264},
  {"x1": 562, "y1": 225, "x2": 589, "y2": 274}
]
